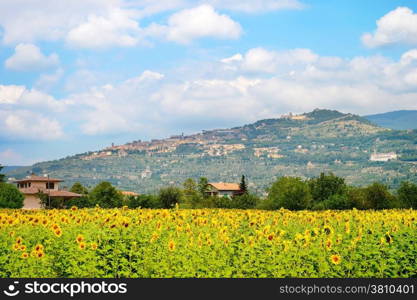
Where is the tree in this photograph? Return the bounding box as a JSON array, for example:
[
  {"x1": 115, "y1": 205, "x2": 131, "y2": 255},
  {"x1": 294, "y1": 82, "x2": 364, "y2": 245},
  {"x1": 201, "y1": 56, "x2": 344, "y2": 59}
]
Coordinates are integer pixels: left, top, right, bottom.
[
  {"x1": 398, "y1": 181, "x2": 417, "y2": 209},
  {"x1": 158, "y1": 186, "x2": 183, "y2": 209},
  {"x1": 363, "y1": 182, "x2": 396, "y2": 209},
  {"x1": 239, "y1": 175, "x2": 248, "y2": 194},
  {"x1": 232, "y1": 193, "x2": 258, "y2": 209},
  {"x1": 89, "y1": 181, "x2": 123, "y2": 208},
  {"x1": 128, "y1": 194, "x2": 161, "y2": 208},
  {"x1": 309, "y1": 172, "x2": 347, "y2": 205},
  {"x1": 0, "y1": 183, "x2": 24, "y2": 208},
  {"x1": 70, "y1": 182, "x2": 89, "y2": 195},
  {"x1": 182, "y1": 178, "x2": 202, "y2": 208},
  {"x1": 346, "y1": 186, "x2": 367, "y2": 209},
  {"x1": 0, "y1": 164, "x2": 5, "y2": 183},
  {"x1": 198, "y1": 177, "x2": 209, "y2": 198},
  {"x1": 267, "y1": 177, "x2": 312, "y2": 210},
  {"x1": 66, "y1": 182, "x2": 91, "y2": 208},
  {"x1": 312, "y1": 194, "x2": 352, "y2": 210}
]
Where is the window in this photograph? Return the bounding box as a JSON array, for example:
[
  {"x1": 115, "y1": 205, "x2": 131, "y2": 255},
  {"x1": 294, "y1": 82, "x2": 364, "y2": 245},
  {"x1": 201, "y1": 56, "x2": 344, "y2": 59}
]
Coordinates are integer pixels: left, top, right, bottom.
[{"x1": 46, "y1": 182, "x2": 55, "y2": 189}]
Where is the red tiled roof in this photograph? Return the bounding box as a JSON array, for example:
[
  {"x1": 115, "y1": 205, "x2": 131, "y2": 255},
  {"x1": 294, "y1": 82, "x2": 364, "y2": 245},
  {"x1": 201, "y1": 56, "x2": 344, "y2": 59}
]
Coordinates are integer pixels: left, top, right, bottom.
[
  {"x1": 209, "y1": 182, "x2": 241, "y2": 191},
  {"x1": 19, "y1": 188, "x2": 81, "y2": 198},
  {"x1": 14, "y1": 175, "x2": 63, "y2": 183}
]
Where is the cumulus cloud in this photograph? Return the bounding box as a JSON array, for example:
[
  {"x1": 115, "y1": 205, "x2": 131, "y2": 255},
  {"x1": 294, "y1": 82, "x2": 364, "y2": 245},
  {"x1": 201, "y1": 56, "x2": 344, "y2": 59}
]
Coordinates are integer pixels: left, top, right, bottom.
[
  {"x1": 3, "y1": 47, "x2": 417, "y2": 142},
  {"x1": 5, "y1": 44, "x2": 59, "y2": 71},
  {"x1": 0, "y1": 84, "x2": 69, "y2": 112},
  {"x1": 0, "y1": 0, "x2": 299, "y2": 48},
  {"x1": 66, "y1": 8, "x2": 142, "y2": 48},
  {"x1": 154, "y1": 5, "x2": 242, "y2": 44},
  {"x1": 35, "y1": 68, "x2": 64, "y2": 91},
  {"x1": 0, "y1": 85, "x2": 25, "y2": 104},
  {"x1": 0, "y1": 0, "x2": 116, "y2": 45},
  {"x1": 0, "y1": 110, "x2": 63, "y2": 140},
  {"x1": 362, "y1": 7, "x2": 417, "y2": 48},
  {"x1": 222, "y1": 47, "x2": 318, "y2": 73}
]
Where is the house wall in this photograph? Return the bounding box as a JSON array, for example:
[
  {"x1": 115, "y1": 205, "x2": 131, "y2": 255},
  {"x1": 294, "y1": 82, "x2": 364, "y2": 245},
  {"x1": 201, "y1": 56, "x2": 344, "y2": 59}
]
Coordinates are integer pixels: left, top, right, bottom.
[
  {"x1": 23, "y1": 195, "x2": 42, "y2": 209},
  {"x1": 21, "y1": 181, "x2": 59, "y2": 190}
]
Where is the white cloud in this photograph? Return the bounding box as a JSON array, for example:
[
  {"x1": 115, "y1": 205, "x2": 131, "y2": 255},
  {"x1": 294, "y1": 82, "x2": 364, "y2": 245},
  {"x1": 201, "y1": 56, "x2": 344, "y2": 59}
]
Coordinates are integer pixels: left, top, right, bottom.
[
  {"x1": 0, "y1": 85, "x2": 25, "y2": 104},
  {"x1": 5, "y1": 44, "x2": 59, "y2": 71},
  {"x1": 362, "y1": 7, "x2": 417, "y2": 48},
  {"x1": 0, "y1": 0, "x2": 117, "y2": 45},
  {"x1": 221, "y1": 53, "x2": 243, "y2": 64},
  {"x1": 4, "y1": 48, "x2": 417, "y2": 143},
  {"x1": 35, "y1": 68, "x2": 64, "y2": 90},
  {"x1": 66, "y1": 8, "x2": 142, "y2": 48},
  {"x1": 0, "y1": 0, "x2": 303, "y2": 48},
  {"x1": 0, "y1": 84, "x2": 69, "y2": 112},
  {"x1": 225, "y1": 47, "x2": 318, "y2": 73},
  {"x1": 0, "y1": 110, "x2": 63, "y2": 140},
  {"x1": 205, "y1": 0, "x2": 304, "y2": 13},
  {"x1": 161, "y1": 5, "x2": 242, "y2": 44}
]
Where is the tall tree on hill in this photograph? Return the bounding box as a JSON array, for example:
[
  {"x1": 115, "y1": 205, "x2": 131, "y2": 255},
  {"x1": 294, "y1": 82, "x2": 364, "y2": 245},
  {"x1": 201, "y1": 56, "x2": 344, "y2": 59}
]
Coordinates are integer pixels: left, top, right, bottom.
[
  {"x1": 239, "y1": 175, "x2": 248, "y2": 194},
  {"x1": 198, "y1": 177, "x2": 209, "y2": 198}
]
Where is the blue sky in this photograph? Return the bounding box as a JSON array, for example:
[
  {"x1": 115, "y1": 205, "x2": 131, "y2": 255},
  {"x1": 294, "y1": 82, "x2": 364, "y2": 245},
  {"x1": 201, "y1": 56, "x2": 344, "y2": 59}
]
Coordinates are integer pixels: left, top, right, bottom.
[{"x1": 1, "y1": 0, "x2": 417, "y2": 166}]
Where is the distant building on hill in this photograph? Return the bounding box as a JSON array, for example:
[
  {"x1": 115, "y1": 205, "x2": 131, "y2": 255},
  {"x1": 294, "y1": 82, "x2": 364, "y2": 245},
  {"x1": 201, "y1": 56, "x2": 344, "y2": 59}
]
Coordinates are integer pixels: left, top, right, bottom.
[
  {"x1": 206, "y1": 182, "x2": 243, "y2": 198},
  {"x1": 14, "y1": 174, "x2": 81, "y2": 209},
  {"x1": 370, "y1": 152, "x2": 398, "y2": 162},
  {"x1": 120, "y1": 191, "x2": 139, "y2": 197}
]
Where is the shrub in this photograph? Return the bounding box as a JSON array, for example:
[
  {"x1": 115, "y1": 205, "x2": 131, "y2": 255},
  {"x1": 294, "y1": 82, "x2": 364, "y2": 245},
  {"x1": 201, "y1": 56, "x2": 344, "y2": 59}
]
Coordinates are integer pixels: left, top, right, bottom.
[
  {"x1": 158, "y1": 186, "x2": 183, "y2": 209},
  {"x1": 397, "y1": 181, "x2": 417, "y2": 209},
  {"x1": 0, "y1": 183, "x2": 24, "y2": 208}
]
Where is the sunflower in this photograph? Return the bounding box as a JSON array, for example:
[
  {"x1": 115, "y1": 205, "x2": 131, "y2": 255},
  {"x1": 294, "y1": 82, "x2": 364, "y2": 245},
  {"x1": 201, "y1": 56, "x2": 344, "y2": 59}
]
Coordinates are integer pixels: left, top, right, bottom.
[
  {"x1": 71, "y1": 206, "x2": 78, "y2": 211},
  {"x1": 76, "y1": 234, "x2": 84, "y2": 243},
  {"x1": 91, "y1": 243, "x2": 98, "y2": 250},
  {"x1": 21, "y1": 252, "x2": 29, "y2": 259},
  {"x1": 330, "y1": 254, "x2": 341, "y2": 265},
  {"x1": 78, "y1": 242, "x2": 86, "y2": 250},
  {"x1": 325, "y1": 239, "x2": 332, "y2": 251},
  {"x1": 323, "y1": 225, "x2": 333, "y2": 236},
  {"x1": 168, "y1": 240, "x2": 176, "y2": 251},
  {"x1": 54, "y1": 228, "x2": 62, "y2": 237},
  {"x1": 20, "y1": 245, "x2": 26, "y2": 251},
  {"x1": 36, "y1": 251, "x2": 45, "y2": 259},
  {"x1": 34, "y1": 244, "x2": 44, "y2": 252},
  {"x1": 15, "y1": 237, "x2": 23, "y2": 244}
]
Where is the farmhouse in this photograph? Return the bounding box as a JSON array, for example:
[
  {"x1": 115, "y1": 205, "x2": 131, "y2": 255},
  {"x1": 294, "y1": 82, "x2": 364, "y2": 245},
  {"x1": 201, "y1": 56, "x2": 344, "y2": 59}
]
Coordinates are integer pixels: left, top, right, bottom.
[
  {"x1": 14, "y1": 174, "x2": 81, "y2": 209},
  {"x1": 206, "y1": 182, "x2": 243, "y2": 198}
]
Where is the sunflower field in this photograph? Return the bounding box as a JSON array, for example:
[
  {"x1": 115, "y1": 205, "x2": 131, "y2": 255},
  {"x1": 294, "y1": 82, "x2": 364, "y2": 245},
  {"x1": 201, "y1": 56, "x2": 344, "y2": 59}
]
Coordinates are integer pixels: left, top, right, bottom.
[{"x1": 0, "y1": 207, "x2": 416, "y2": 278}]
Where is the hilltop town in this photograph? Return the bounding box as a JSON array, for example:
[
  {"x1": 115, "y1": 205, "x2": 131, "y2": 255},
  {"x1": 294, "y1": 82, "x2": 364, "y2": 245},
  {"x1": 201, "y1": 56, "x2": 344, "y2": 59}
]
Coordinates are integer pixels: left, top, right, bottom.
[{"x1": 7, "y1": 109, "x2": 417, "y2": 194}]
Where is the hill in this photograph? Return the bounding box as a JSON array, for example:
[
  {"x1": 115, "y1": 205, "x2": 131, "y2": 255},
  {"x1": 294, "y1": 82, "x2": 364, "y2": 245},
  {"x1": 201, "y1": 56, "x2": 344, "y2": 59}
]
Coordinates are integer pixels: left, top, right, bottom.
[
  {"x1": 7, "y1": 109, "x2": 417, "y2": 194},
  {"x1": 365, "y1": 110, "x2": 417, "y2": 130}
]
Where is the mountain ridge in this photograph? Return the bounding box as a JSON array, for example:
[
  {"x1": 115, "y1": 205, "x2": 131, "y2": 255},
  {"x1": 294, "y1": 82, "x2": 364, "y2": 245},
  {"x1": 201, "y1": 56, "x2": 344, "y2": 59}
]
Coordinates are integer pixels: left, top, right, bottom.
[
  {"x1": 6, "y1": 109, "x2": 417, "y2": 193},
  {"x1": 365, "y1": 110, "x2": 417, "y2": 130}
]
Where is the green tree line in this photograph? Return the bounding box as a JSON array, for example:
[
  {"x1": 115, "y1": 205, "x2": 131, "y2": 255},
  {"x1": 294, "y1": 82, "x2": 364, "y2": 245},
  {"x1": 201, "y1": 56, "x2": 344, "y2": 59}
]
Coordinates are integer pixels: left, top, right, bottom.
[{"x1": 1, "y1": 164, "x2": 417, "y2": 210}]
